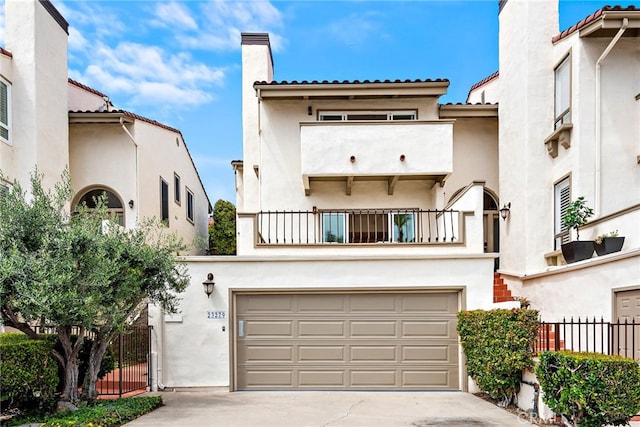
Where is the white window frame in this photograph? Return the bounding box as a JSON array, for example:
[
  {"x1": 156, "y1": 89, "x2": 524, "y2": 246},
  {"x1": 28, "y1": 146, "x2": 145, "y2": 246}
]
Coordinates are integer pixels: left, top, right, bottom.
[
  {"x1": 554, "y1": 176, "x2": 571, "y2": 249},
  {"x1": 554, "y1": 54, "x2": 571, "y2": 130},
  {"x1": 186, "y1": 187, "x2": 194, "y2": 224},
  {"x1": 318, "y1": 110, "x2": 417, "y2": 121},
  {"x1": 0, "y1": 76, "x2": 11, "y2": 144}
]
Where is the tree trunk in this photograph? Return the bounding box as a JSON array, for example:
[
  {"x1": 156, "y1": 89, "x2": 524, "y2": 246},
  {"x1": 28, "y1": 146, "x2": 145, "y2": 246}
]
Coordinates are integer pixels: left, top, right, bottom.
[
  {"x1": 57, "y1": 326, "x2": 84, "y2": 404},
  {"x1": 80, "y1": 335, "x2": 112, "y2": 403}
]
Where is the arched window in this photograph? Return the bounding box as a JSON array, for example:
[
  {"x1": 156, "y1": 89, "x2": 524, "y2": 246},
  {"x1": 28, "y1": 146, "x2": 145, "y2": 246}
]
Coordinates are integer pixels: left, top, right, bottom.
[
  {"x1": 76, "y1": 188, "x2": 124, "y2": 226},
  {"x1": 483, "y1": 190, "x2": 498, "y2": 211}
]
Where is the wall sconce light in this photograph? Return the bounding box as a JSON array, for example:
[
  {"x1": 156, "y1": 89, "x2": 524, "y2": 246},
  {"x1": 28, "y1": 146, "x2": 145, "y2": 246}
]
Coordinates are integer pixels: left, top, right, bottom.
[
  {"x1": 307, "y1": 106, "x2": 313, "y2": 116},
  {"x1": 499, "y1": 202, "x2": 511, "y2": 221},
  {"x1": 202, "y1": 273, "x2": 215, "y2": 298},
  {"x1": 128, "y1": 200, "x2": 134, "y2": 209}
]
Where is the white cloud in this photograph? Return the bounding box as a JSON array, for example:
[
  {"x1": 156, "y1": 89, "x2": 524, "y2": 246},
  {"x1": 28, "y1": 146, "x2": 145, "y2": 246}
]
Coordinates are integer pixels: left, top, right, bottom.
[
  {"x1": 327, "y1": 11, "x2": 385, "y2": 48},
  {"x1": 74, "y1": 42, "x2": 224, "y2": 111},
  {"x1": 152, "y1": 2, "x2": 198, "y2": 31},
  {"x1": 68, "y1": 26, "x2": 88, "y2": 51}
]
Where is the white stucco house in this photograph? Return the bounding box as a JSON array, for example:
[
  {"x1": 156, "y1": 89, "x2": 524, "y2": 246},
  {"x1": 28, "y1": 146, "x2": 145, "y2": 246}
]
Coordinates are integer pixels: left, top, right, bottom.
[
  {"x1": 151, "y1": 0, "x2": 639, "y2": 395},
  {"x1": 0, "y1": 0, "x2": 211, "y2": 254}
]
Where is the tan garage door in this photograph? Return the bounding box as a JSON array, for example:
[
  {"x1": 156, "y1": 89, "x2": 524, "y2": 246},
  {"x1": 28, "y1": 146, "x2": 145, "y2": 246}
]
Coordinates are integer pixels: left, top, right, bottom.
[
  {"x1": 235, "y1": 291, "x2": 460, "y2": 390},
  {"x1": 615, "y1": 288, "x2": 640, "y2": 361}
]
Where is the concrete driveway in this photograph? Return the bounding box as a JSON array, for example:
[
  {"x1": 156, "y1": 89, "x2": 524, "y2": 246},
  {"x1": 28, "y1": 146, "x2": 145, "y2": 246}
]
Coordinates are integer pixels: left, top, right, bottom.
[{"x1": 124, "y1": 389, "x2": 538, "y2": 427}]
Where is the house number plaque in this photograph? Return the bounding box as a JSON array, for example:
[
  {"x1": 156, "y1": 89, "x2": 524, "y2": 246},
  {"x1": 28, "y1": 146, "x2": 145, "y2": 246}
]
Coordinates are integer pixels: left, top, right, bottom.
[{"x1": 207, "y1": 311, "x2": 226, "y2": 319}]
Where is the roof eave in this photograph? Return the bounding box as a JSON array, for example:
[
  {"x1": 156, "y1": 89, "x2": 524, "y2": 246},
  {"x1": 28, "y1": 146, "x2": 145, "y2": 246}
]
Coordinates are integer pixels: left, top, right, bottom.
[
  {"x1": 579, "y1": 12, "x2": 640, "y2": 38},
  {"x1": 439, "y1": 104, "x2": 499, "y2": 118},
  {"x1": 68, "y1": 112, "x2": 134, "y2": 124},
  {"x1": 254, "y1": 82, "x2": 450, "y2": 100}
]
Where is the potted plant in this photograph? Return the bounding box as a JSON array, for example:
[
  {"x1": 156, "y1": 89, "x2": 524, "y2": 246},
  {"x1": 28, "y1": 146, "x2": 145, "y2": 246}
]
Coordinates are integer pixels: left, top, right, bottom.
[
  {"x1": 594, "y1": 230, "x2": 625, "y2": 256},
  {"x1": 561, "y1": 196, "x2": 595, "y2": 263}
]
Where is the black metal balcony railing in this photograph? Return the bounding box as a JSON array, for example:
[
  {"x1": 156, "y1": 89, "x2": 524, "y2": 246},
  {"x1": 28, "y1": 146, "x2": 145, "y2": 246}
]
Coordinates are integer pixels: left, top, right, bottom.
[
  {"x1": 536, "y1": 317, "x2": 639, "y2": 361},
  {"x1": 256, "y1": 209, "x2": 460, "y2": 245}
]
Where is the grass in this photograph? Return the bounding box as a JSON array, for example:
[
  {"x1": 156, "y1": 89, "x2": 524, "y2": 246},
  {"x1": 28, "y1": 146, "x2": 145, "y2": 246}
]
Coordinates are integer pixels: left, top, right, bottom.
[{"x1": 4, "y1": 396, "x2": 162, "y2": 427}]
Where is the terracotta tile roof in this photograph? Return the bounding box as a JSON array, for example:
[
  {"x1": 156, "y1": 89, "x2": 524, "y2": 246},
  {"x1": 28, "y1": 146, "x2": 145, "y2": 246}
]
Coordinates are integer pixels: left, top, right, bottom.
[
  {"x1": 68, "y1": 78, "x2": 109, "y2": 98},
  {"x1": 553, "y1": 5, "x2": 640, "y2": 43},
  {"x1": 0, "y1": 47, "x2": 12, "y2": 58},
  {"x1": 254, "y1": 78, "x2": 449, "y2": 86},
  {"x1": 468, "y1": 71, "x2": 499, "y2": 93}
]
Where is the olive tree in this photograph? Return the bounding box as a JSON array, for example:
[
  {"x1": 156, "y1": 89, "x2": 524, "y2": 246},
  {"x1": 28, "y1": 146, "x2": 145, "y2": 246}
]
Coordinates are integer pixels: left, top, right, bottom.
[{"x1": 0, "y1": 169, "x2": 189, "y2": 404}]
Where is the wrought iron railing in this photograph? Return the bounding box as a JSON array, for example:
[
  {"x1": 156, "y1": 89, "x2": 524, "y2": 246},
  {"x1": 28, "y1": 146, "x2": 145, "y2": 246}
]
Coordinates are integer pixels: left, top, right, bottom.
[
  {"x1": 256, "y1": 208, "x2": 460, "y2": 245},
  {"x1": 536, "y1": 317, "x2": 639, "y2": 361}
]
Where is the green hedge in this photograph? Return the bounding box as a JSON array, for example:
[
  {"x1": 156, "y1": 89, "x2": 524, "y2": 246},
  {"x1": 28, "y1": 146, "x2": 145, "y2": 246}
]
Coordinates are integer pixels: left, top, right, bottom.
[
  {"x1": 536, "y1": 351, "x2": 640, "y2": 427},
  {"x1": 457, "y1": 309, "x2": 539, "y2": 404},
  {"x1": 0, "y1": 333, "x2": 59, "y2": 414}
]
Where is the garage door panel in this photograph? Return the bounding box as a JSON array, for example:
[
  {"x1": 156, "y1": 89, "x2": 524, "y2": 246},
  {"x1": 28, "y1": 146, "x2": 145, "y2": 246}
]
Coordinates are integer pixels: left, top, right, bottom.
[
  {"x1": 236, "y1": 292, "x2": 460, "y2": 390},
  {"x1": 350, "y1": 294, "x2": 397, "y2": 312},
  {"x1": 350, "y1": 320, "x2": 396, "y2": 337},
  {"x1": 299, "y1": 370, "x2": 345, "y2": 386},
  {"x1": 241, "y1": 370, "x2": 293, "y2": 387},
  {"x1": 402, "y1": 345, "x2": 452, "y2": 362},
  {"x1": 298, "y1": 320, "x2": 345, "y2": 337},
  {"x1": 402, "y1": 370, "x2": 454, "y2": 387},
  {"x1": 351, "y1": 370, "x2": 397, "y2": 386},
  {"x1": 401, "y1": 293, "x2": 458, "y2": 313},
  {"x1": 351, "y1": 346, "x2": 396, "y2": 362},
  {"x1": 298, "y1": 295, "x2": 346, "y2": 312},
  {"x1": 299, "y1": 346, "x2": 345, "y2": 362},
  {"x1": 402, "y1": 320, "x2": 456, "y2": 338},
  {"x1": 239, "y1": 295, "x2": 293, "y2": 313},
  {"x1": 245, "y1": 321, "x2": 293, "y2": 337},
  {"x1": 240, "y1": 345, "x2": 293, "y2": 363}
]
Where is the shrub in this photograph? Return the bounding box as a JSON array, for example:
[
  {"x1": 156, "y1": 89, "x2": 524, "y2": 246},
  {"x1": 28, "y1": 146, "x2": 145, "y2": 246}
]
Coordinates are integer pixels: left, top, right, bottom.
[
  {"x1": 457, "y1": 308, "x2": 539, "y2": 405},
  {"x1": 0, "y1": 333, "x2": 59, "y2": 414},
  {"x1": 38, "y1": 396, "x2": 163, "y2": 427},
  {"x1": 536, "y1": 351, "x2": 640, "y2": 427}
]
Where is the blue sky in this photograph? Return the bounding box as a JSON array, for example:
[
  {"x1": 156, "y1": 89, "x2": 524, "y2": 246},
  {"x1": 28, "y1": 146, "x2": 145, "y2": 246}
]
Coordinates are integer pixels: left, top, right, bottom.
[{"x1": 1, "y1": 0, "x2": 636, "y2": 204}]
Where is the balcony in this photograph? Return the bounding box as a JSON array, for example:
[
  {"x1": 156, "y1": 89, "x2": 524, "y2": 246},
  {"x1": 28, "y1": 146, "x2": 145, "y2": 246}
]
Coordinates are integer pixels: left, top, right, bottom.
[
  {"x1": 300, "y1": 121, "x2": 453, "y2": 195},
  {"x1": 254, "y1": 208, "x2": 460, "y2": 246}
]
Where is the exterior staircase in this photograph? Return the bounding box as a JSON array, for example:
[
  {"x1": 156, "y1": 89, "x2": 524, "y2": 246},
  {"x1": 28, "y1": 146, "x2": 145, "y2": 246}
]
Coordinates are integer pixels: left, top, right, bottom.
[{"x1": 492, "y1": 272, "x2": 513, "y2": 303}]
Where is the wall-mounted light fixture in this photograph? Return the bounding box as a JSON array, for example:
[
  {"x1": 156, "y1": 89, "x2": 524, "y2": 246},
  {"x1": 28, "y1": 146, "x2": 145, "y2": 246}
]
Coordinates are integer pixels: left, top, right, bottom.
[
  {"x1": 499, "y1": 202, "x2": 511, "y2": 221},
  {"x1": 202, "y1": 273, "x2": 215, "y2": 298},
  {"x1": 308, "y1": 106, "x2": 313, "y2": 116},
  {"x1": 128, "y1": 200, "x2": 134, "y2": 209}
]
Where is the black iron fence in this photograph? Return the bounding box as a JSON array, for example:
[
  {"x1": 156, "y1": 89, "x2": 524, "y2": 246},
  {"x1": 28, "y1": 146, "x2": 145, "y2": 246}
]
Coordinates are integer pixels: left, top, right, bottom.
[
  {"x1": 33, "y1": 324, "x2": 151, "y2": 397},
  {"x1": 257, "y1": 208, "x2": 460, "y2": 245},
  {"x1": 536, "y1": 317, "x2": 639, "y2": 361}
]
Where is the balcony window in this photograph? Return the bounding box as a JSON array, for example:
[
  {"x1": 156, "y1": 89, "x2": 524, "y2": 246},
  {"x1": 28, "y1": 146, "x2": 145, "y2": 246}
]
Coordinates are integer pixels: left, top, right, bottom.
[
  {"x1": 392, "y1": 213, "x2": 416, "y2": 243},
  {"x1": 318, "y1": 110, "x2": 417, "y2": 122},
  {"x1": 322, "y1": 212, "x2": 346, "y2": 243}
]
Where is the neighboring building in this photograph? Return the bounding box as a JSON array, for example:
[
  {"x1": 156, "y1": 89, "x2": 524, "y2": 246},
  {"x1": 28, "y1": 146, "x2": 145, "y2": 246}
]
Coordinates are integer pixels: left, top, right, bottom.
[
  {"x1": 488, "y1": 2, "x2": 639, "y2": 327},
  {"x1": 151, "y1": 0, "x2": 639, "y2": 394},
  {"x1": 0, "y1": 0, "x2": 211, "y2": 254}
]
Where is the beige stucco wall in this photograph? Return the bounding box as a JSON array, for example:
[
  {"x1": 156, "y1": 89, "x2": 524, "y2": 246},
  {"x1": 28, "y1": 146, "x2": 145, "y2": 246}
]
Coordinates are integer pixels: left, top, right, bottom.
[
  {"x1": 68, "y1": 83, "x2": 108, "y2": 112},
  {"x1": 5, "y1": 0, "x2": 68, "y2": 191},
  {"x1": 149, "y1": 254, "x2": 496, "y2": 390}
]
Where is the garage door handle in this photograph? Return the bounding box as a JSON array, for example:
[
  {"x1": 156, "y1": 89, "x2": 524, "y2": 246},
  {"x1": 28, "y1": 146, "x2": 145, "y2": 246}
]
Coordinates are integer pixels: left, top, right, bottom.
[{"x1": 238, "y1": 320, "x2": 244, "y2": 337}]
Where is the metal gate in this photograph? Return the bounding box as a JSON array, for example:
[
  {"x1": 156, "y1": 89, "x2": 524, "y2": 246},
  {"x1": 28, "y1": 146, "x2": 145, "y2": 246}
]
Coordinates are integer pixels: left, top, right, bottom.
[{"x1": 97, "y1": 325, "x2": 152, "y2": 397}]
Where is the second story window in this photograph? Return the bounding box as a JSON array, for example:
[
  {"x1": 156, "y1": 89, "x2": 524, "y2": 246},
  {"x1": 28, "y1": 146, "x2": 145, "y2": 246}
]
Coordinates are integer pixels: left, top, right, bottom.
[
  {"x1": 160, "y1": 177, "x2": 169, "y2": 225},
  {"x1": 174, "y1": 173, "x2": 181, "y2": 205},
  {"x1": 319, "y1": 110, "x2": 417, "y2": 122},
  {"x1": 0, "y1": 77, "x2": 11, "y2": 143},
  {"x1": 186, "y1": 187, "x2": 194, "y2": 224},
  {"x1": 321, "y1": 210, "x2": 417, "y2": 243},
  {"x1": 554, "y1": 55, "x2": 571, "y2": 129}
]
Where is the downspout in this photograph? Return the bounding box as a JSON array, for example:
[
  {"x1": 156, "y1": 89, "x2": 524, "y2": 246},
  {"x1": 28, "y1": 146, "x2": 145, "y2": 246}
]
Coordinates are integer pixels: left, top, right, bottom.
[
  {"x1": 595, "y1": 18, "x2": 628, "y2": 214},
  {"x1": 119, "y1": 116, "x2": 139, "y2": 229}
]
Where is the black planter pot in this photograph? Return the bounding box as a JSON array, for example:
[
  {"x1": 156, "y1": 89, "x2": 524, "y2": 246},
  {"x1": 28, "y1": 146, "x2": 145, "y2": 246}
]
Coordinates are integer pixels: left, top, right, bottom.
[
  {"x1": 561, "y1": 240, "x2": 595, "y2": 264},
  {"x1": 594, "y1": 236, "x2": 625, "y2": 256}
]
